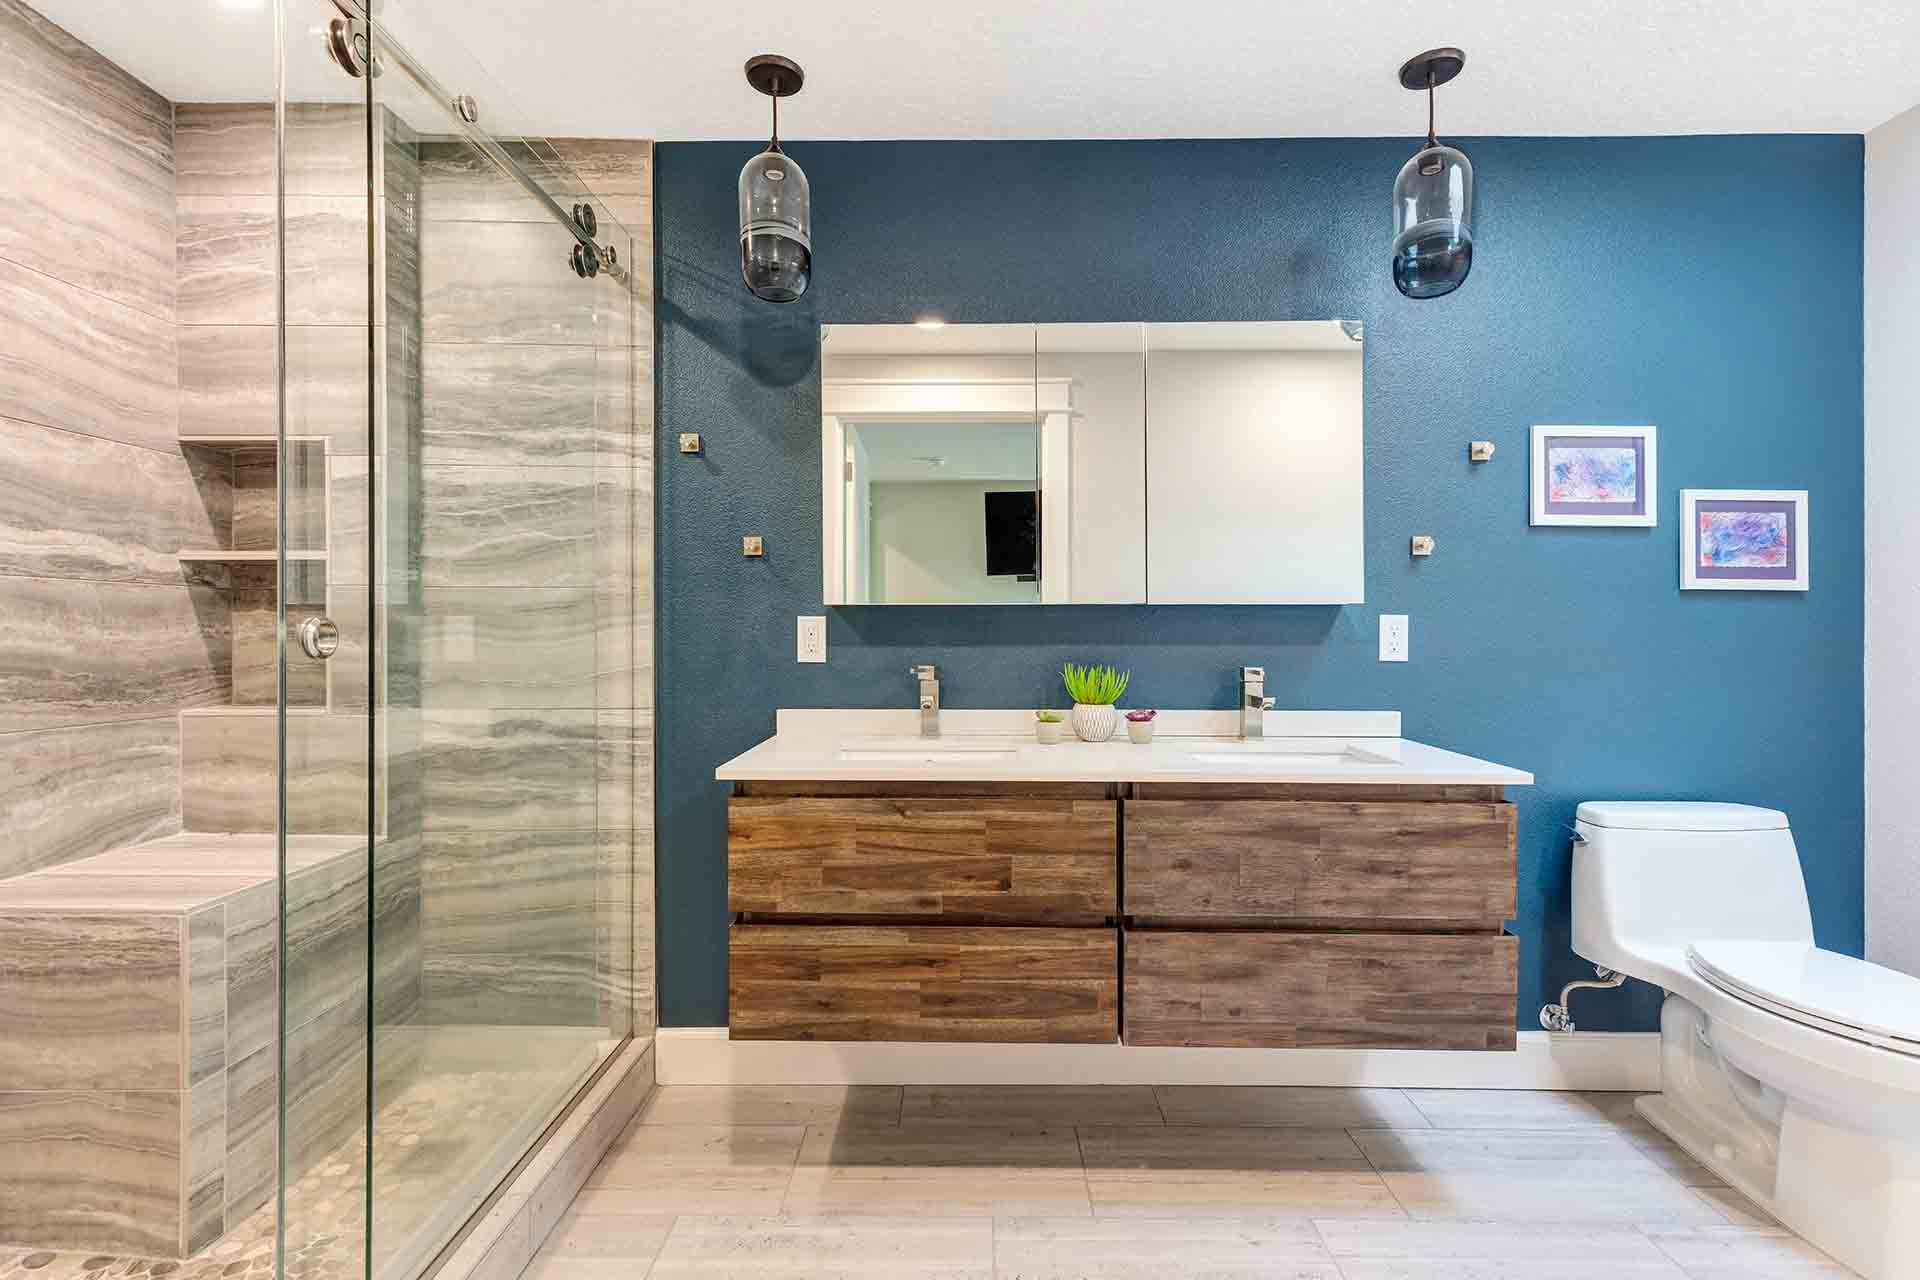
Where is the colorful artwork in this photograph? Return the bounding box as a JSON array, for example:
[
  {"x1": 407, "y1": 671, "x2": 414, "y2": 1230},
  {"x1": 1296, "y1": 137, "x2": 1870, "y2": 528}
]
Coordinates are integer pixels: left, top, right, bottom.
[
  {"x1": 1549, "y1": 445, "x2": 1639, "y2": 504},
  {"x1": 1698, "y1": 509, "x2": 1789, "y2": 568},
  {"x1": 1530, "y1": 426, "x2": 1656, "y2": 526},
  {"x1": 1681, "y1": 490, "x2": 1808, "y2": 591}
]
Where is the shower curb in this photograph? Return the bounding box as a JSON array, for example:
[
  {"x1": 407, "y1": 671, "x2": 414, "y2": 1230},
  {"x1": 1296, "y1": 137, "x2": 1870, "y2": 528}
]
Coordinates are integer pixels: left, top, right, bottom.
[{"x1": 429, "y1": 1037, "x2": 656, "y2": 1280}]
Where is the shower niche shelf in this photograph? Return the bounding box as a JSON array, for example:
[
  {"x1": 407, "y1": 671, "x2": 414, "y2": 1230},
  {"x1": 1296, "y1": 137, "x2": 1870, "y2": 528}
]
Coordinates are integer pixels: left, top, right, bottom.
[{"x1": 178, "y1": 433, "x2": 334, "y2": 711}]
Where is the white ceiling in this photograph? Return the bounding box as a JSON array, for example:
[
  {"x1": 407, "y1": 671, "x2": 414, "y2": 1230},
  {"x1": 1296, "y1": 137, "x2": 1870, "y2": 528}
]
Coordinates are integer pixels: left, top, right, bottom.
[{"x1": 31, "y1": 0, "x2": 1920, "y2": 139}]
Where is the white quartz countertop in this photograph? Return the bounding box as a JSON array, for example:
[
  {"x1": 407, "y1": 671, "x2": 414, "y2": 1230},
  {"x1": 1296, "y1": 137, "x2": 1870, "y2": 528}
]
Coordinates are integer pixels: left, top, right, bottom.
[{"x1": 716, "y1": 710, "x2": 1533, "y2": 787}]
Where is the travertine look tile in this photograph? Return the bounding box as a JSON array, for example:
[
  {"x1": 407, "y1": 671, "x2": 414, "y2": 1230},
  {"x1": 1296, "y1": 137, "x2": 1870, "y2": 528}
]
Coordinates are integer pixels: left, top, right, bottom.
[
  {"x1": 0, "y1": 259, "x2": 177, "y2": 452},
  {"x1": 0, "y1": 0, "x2": 174, "y2": 321},
  {"x1": 0, "y1": 912, "x2": 181, "y2": 1090},
  {"x1": 184, "y1": 1073, "x2": 225, "y2": 1253},
  {"x1": 1351, "y1": 1129, "x2": 1724, "y2": 1225},
  {"x1": 418, "y1": 342, "x2": 621, "y2": 469},
  {"x1": 574, "y1": 1123, "x2": 801, "y2": 1214},
  {"x1": 0, "y1": 576, "x2": 229, "y2": 732},
  {"x1": 901, "y1": 1085, "x2": 1162, "y2": 1127},
  {"x1": 417, "y1": 709, "x2": 598, "y2": 830},
  {"x1": 176, "y1": 102, "x2": 369, "y2": 197},
  {"x1": 180, "y1": 710, "x2": 370, "y2": 833},
  {"x1": 0, "y1": 417, "x2": 227, "y2": 583},
  {"x1": 409, "y1": 588, "x2": 598, "y2": 710},
  {"x1": 995, "y1": 1215, "x2": 1339, "y2": 1279},
  {"x1": 419, "y1": 466, "x2": 599, "y2": 587},
  {"x1": 179, "y1": 324, "x2": 371, "y2": 448},
  {"x1": 648, "y1": 1215, "x2": 994, "y2": 1278},
  {"x1": 637, "y1": 1085, "x2": 903, "y2": 1128},
  {"x1": 420, "y1": 219, "x2": 602, "y2": 345},
  {"x1": 1314, "y1": 1218, "x2": 1687, "y2": 1265},
  {"x1": 1403, "y1": 1089, "x2": 1648, "y2": 1130},
  {"x1": 1640, "y1": 1225, "x2": 1859, "y2": 1277},
  {"x1": 186, "y1": 906, "x2": 226, "y2": 1086},
  {"x1": 784, "y1": 1124, "x2": 1091, "y2": 1217},
  {"x1": 177, "y1": 194, "x2": 371, "y2": 327},
  {"x1": 1155, "y1": 1086, "x2": 1430, "y2": 1129},
  {"x1": 224, "y1": 1041, "x2": 275, "y2": 1226},
  {"x1": 0, "y1": 1090, "x2": 182, "y2": 1256},
  {"x1": 1078, "y1": 1125, "x2": 1399, "y2": 1220},
  {"x1": 0, "y1": 717, "x2": 179, "y2": 881}
]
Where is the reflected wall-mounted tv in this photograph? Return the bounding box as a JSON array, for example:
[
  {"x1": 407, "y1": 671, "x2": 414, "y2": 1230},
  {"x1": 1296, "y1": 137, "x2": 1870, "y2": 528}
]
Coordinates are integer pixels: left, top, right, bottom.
[{"x1": 984, "y1": 490, "x2": 1038, "y2": 579}]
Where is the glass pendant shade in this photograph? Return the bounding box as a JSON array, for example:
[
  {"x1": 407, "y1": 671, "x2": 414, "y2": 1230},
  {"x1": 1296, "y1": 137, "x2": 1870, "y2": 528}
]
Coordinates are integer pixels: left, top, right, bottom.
[
  {"x1": 739, "y1": 147, "x2": 812, "y2": 302},
  {"x1": 1391, "y1": 142, "x2": 1473, "y2": 300}
]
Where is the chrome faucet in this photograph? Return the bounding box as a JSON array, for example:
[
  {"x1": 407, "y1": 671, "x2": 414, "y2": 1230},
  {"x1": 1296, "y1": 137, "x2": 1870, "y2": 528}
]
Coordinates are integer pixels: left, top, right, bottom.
[
  {"x1": 1240, "y1": 666, "x2": 1275, "y2": 739},
  {"x1": 909, "y1": 664, "x2": 941, "y2": 738}
]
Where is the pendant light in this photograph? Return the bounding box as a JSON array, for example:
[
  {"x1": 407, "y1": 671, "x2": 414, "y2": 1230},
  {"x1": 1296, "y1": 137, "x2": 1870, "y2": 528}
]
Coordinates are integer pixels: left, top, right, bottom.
[
  {"x1": 739, "y1": 54, "x2": 812, "y2": 303},
  {"x1": 1391, "y1": 47, "x2": 1473, "y2": 300}
]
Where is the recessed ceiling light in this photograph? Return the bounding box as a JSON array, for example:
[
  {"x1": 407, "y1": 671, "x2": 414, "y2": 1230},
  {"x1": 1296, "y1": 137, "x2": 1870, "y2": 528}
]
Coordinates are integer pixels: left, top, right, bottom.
[{"x1": 915, "y1": 317, "x2": 945, "y2": 330}]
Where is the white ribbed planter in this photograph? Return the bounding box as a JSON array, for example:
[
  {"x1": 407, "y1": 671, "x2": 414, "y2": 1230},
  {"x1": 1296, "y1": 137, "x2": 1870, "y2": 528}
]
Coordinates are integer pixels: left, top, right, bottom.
[{"x1": 1071, "y1": 703, "x2": 1118, "y2": 743}]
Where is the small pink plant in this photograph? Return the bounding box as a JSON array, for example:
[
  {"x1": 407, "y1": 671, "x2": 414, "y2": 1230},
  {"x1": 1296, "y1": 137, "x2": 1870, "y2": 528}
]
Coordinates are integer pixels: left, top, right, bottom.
[{"x1": 1125, "y1": 708, "x2": 1157, "y2": 723}]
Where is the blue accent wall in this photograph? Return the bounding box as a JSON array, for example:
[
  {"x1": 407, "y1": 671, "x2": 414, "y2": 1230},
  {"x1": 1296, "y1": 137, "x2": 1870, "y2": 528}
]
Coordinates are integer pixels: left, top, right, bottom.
[{"x1": 654, "y1": 136, "x2": 1864, "y2": 1031}]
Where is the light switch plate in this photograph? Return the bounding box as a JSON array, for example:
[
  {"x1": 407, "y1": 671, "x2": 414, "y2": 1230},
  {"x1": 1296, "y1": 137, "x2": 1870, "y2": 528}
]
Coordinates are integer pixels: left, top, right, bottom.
[
  {"x1": 742, "y1": 535, "x2": 764, "y2": 557},
  {"x1": 797, "y1": 615, "x2": 826, "y2": 663},
  {"x1": 1379, "y1": 613, "x2": 1409, "y2": 662}
]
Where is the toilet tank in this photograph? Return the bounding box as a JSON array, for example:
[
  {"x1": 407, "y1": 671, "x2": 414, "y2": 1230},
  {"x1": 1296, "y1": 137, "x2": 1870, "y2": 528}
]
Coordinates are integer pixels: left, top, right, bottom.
[{"x1": 1571, "y1": 801, "x2": 1814, "y2": 969}]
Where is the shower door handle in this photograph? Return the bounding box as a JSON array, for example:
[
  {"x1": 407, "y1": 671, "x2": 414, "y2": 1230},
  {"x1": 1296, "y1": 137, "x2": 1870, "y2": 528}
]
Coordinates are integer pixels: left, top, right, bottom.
[{"x1": 297, "y1": 616, "x2": 341, "y2": 661}]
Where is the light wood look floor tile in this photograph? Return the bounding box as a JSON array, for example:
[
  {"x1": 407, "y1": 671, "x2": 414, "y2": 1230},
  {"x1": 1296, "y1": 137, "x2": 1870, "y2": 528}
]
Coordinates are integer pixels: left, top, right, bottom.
[
  {"x1": 649, "y1": 1215, "x2": 993, "y2": 1278},
  {"x1": 1640, "y1": 1225, "x2": 1860, "y2": 1277},
  {"x1": 783, "y1": 1125, "x2": 1090, "y2": 1217},
  {"x1": 1315, "y1": 1218, "x2": 1686, "y2": 1265},
  {"x1": 638, "y1": 1085, "x2": 903, "y2": 1128},
  {"x1": 1402, "y1": 1089, "x2": 1648, "y2": 1130},
  {"x1": 1078, "y1": 1125, "x2": 1402, "y2": 1219},
  {"x1": 576, "y1": 1123, "x2": 801, "y2": 1214},
  {"x1": 994, "y1": 1215, "x2": 1340, "y2": 1278},
  {"x1": 1621, "y1": 1125, "x2": 1728, "y2": 1188},
  {"x1": 1154, "y1": 1086, "x2": 1429, "y2": 1129},
  {"x1": 1351, "y1": 1129, "x2": 1723, "y2": 1225},
  {"x1": 536, "y1": 1207, "x2": 676, "y2": 1259},
  {"x1": 1689, "y1": 1184, "x2": 1779, "y2": 1227},
  {"x1": 902, "y1": 1085, "x2": 1161, "y2": 1127}
]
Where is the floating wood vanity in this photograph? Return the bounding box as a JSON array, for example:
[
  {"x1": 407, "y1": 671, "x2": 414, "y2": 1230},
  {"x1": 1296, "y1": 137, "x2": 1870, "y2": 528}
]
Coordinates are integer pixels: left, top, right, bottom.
[{"x1": 718, "y1": 711, "x2": 1530, "y2": 1052}]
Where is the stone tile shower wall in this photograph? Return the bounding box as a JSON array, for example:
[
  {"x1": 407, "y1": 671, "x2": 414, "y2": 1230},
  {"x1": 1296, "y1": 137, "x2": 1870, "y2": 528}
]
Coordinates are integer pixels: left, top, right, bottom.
[{"x1": 0, "y1": 0, "x2": 218, "y2": 883}]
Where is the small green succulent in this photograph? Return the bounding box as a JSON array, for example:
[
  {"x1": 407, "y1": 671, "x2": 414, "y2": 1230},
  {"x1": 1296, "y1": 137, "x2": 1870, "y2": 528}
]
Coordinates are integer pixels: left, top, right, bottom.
[{"x1": 1061, "y1": 662, "x2": 1130, "y2": 706}]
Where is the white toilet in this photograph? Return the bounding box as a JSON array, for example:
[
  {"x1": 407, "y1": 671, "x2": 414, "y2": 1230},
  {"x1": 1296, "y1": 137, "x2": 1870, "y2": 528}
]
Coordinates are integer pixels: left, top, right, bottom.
[{"x1": 1572, "y1": 800, "x2": 1920, "y2": 1280}]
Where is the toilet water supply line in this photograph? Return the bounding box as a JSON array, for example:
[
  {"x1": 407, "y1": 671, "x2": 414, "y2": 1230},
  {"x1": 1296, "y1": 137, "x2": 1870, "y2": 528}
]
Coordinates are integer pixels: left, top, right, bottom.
[{"x1": 1539, "y1": 964, "x2": 1627, "y2": 1032}]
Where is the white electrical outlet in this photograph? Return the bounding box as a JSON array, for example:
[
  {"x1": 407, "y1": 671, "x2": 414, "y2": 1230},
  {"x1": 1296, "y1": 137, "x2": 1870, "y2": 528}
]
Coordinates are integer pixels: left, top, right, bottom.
[
  {"x1": 1379, "y1": 614, "x2": 1409, "y2": 662},
  {"x1": 797, "y1": 615, "x2": 827, "y2": 663}
]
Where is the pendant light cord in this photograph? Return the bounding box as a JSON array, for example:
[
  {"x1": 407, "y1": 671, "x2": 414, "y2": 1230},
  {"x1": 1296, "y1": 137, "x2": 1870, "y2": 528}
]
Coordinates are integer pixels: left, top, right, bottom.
[
  {"x1": 771, "y1": 82, "x2": 781, "y2": 151},
  {"x1": 1427, "y1": 70, "x2": 1437, "y2": 146}
]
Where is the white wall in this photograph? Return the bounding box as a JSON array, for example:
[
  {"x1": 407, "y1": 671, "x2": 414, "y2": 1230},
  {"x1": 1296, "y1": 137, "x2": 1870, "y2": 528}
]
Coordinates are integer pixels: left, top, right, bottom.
[
  {"x1": 1866, "y1": 105, "x2": 1920, "y2": 977},
  {"x1": 869, "y1": 481, "x2": 1042, "y2": 604}
]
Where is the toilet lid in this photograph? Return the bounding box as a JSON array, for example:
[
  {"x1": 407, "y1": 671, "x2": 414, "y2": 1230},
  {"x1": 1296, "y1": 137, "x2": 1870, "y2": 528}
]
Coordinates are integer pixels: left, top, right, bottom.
[{"x1": 1689, "y1": 940, "x2": 1920, "y2": 1054}]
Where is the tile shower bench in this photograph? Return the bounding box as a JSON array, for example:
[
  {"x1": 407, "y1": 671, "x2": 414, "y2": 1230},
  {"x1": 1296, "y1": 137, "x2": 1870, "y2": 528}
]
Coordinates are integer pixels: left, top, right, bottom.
[{"x1": 0, "y1": 832, "x2": 367, "y2": 1258}]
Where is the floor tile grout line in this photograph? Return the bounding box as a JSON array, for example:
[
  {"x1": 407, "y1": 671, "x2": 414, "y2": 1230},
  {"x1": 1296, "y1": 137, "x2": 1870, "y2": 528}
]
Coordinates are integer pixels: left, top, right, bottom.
[{"x1": 634, "y1": 1210, "x2": 677, "y2": 1279}]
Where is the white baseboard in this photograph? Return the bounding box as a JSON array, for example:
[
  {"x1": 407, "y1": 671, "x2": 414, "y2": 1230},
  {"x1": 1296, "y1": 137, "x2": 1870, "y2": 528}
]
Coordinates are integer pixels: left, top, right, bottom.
[{"x1": 656, "y1": 1028, "x2": 1660, "y2": 1091}]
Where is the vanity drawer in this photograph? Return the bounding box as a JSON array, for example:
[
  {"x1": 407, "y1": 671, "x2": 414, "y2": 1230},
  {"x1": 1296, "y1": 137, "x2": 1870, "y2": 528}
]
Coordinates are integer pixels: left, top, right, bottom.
[
  {"x1": 728, "y1": 795, "x2": 1117, "y2": 921},
  {"x1": 1123, "y1": 929, "x2": 1518, "y2": 1050},
  {"x1": 729, "y1": 923, "x2": 1119, "y2": 1043},
  {"x1": 1123, "y1": 799, "x2": 1516, "y2": 925}
]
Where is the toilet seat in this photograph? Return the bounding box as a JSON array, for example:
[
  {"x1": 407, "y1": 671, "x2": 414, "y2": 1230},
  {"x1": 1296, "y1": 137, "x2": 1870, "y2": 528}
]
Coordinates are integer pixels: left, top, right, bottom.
[{"x1": 1688, "y1": 940, "x2": 1920, "y2": 1058}]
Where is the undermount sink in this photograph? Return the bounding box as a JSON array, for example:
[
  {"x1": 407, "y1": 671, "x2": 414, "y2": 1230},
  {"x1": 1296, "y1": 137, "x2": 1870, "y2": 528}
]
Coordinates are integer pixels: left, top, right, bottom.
[
  {"x1": 837, "y1": 737, "x2": 1021, "y2": 763},
  {"x1": 1180, "y1": 739, "x2": 1397, "y2": 767}
]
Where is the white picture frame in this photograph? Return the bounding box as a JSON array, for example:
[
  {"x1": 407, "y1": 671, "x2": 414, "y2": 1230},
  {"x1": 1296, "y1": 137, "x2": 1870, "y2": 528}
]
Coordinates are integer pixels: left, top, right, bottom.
[
  {"x1": 1529, "y1": 425, "x2": 1657, "y2": 527},
  {"x1": 1680, "y1": 488, "x2": 1809, "y2": 591}
]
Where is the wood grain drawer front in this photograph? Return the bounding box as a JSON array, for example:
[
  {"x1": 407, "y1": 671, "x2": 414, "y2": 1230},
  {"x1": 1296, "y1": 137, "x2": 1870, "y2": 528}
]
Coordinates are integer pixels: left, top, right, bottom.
[
  {"x1": 728, "y1": 796, "x2": 1117, "y2": 921},
  {"x1": 1124, "y1": 930, "x2": 1519, "y2": 1051},
  {"x1": 729, "y1": 924, "x2": 1119, "y2": 1043},
  {"x1": 1124, "y1": 799, "x2": 1516, "y2": 924}
]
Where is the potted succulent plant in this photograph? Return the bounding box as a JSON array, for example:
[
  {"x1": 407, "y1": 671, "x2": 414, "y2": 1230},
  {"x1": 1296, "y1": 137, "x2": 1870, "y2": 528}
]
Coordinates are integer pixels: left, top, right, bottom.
[
  {"x1": 1034, "y1": 709, "x2": 1066, "y2": 745},
  {"x1": 1125, "y1": 708, "x2": 1158, "y2": 744},
  {"x1": 1061, "y1": 662, "x2": 1130, "y2": 743}
]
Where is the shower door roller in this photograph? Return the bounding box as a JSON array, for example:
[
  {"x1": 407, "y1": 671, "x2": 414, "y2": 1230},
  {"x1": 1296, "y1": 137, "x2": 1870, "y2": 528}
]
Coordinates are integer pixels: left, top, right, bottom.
[{"x1": 297, "y1": 616, "x2": 341, "y2": 661}]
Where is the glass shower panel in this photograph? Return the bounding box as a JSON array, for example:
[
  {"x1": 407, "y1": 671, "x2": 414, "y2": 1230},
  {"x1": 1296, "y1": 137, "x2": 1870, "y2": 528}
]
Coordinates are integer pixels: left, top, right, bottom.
[
  {"x1": 359, "y1": 18, "x2": 641, "y2": 1276},
  {"x1": 277, "y1": 4, "x2": 377, "y2": 1280}
]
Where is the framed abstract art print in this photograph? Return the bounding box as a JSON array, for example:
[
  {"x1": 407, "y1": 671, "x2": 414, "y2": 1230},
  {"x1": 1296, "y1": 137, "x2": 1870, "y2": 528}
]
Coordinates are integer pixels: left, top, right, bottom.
[
  {"x1": 1681, "y1": 489, "x2": 1808, "y2": 591},
  {"x1": 1530, "y1": 425, "x2": 1657, "y2": 527}
]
